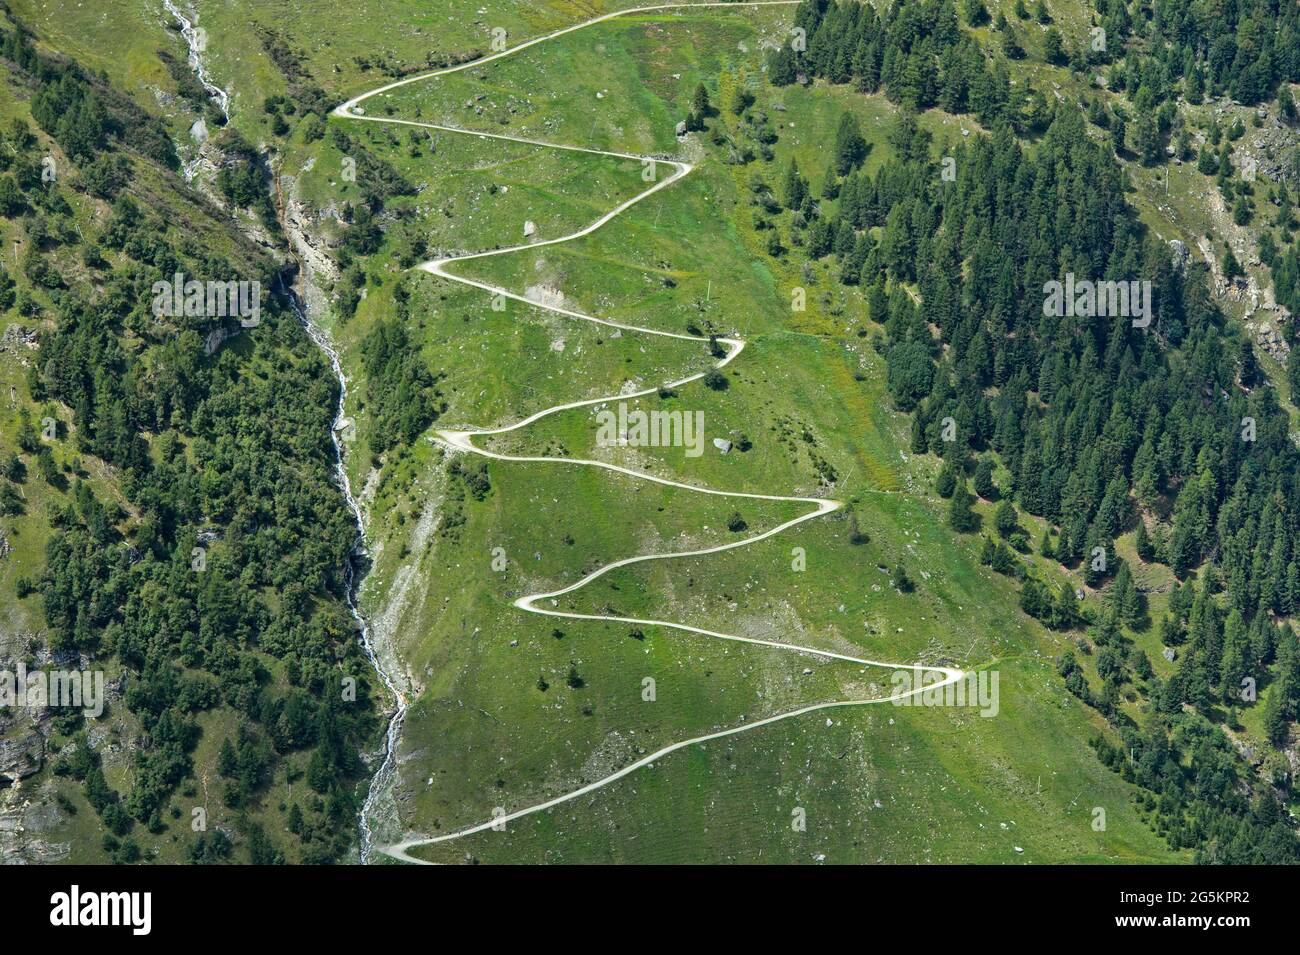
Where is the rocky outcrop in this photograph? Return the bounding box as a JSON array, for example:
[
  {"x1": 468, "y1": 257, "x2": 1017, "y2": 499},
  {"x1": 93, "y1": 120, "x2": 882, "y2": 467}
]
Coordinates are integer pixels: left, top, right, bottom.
[
  {"x1": 0, "y1": 729, "x2": 43, "y2": 784},
  {"x1": 0, "y1": 324, "x2": 39, "y2": 369},
  {"x1": 1245, "y1": 316, "x2": 1292, "y2": 363},
  {"x1": 203, "y1": 323, "x2": 242, "y2": 356},
  {"x1": 1, "y1": 781, "x2": 71, "y2": 864},
  {"x1": 280, "y1": 170, "x2": 341, "y2": 320},
  {"x1": 1169, "y1": 239, "x2": 1189, "y2": 272}
]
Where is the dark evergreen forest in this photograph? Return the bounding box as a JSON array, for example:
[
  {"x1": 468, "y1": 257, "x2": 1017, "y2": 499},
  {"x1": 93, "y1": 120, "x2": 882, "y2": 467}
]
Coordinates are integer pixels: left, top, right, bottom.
[{"x1": 752, "y1": 0, "x2": 1300, "y2": 863}]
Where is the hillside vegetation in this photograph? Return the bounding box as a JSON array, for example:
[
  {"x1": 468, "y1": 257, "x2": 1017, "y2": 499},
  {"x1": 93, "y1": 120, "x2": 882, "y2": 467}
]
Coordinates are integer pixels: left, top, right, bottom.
[
  {"x1": 5, "y1": 0, "x2": 1299, "y2": 866},
  {"x1": 0, "y1": 1, "x2": 378, "y2": 863}
]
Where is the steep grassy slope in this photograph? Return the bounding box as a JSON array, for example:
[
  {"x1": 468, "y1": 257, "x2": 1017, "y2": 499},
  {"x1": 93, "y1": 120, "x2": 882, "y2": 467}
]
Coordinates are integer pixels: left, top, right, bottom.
[
  {"x1": 26, "y1": 0, "x2": 1292, "y2": 867},
  {"x1": 280, "y1": 6, "x2": 1177, "y2": 862}
]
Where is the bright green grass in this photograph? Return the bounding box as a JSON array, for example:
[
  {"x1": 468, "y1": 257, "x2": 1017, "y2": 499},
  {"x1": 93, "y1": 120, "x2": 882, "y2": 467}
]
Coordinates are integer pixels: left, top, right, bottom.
[
  {"x1": 9, "y1": 0, "x2": 179, "y2": 105},
  {"x1": 313, "y1": 10, "x2": 1181, "y2": 862},
  {"x1": 478, "y1": 331, "x2": 909, "y2": 494},
  {"x1": 293, "y1": 125, "x2": 653, "y2": 258},
  {"x1": 409, "y1": 656, "x2": 1173, "y2": 863},
  {"x1": 376, "y1": 9, "x2": 792, "y2": 155},
  {"x1": 446, "y1": 160, "x2": 788, "y2": 335}
]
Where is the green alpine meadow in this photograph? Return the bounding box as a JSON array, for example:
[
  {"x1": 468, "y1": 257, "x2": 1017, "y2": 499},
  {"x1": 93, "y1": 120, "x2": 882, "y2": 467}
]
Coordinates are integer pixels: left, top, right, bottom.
[{"x1": 2, "y1": 0, "x2": 1299, "y2": 886}]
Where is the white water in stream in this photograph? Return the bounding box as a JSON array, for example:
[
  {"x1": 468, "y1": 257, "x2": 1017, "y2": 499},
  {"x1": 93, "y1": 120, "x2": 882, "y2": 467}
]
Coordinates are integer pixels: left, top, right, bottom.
[
  {"x1": 163, "y1": 0, "x2": 230, "y2": 180},
  {"x1": 164, "y1": 0, "x2": 401, "y2": 862},
  {"x1": 292, "y1": 295, "x2": 405, "y2": 864}
]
